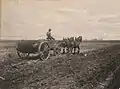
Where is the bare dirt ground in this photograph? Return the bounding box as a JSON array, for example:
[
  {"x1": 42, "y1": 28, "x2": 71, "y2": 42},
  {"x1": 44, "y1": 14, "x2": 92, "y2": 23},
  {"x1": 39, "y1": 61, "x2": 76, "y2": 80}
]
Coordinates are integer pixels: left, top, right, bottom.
[{"x1": 0, "y1": 41, "x2": 120, "y2": 89}]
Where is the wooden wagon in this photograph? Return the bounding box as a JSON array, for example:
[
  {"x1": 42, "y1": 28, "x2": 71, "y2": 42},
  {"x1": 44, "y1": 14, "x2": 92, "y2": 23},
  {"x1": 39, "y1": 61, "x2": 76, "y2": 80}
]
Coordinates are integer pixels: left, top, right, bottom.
[
  {"x1": 16, "y1": 40, "x2": 50, "y2": 60},
  {"x1": 16, "y1": 39, "x2": 61, "y2": 60}
]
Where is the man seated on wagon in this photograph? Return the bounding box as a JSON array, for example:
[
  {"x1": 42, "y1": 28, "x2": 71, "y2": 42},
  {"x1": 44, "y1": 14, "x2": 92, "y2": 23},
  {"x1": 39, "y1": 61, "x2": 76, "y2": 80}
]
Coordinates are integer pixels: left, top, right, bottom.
[{"x1": 46, "y1": 28, "x2": 55, "y2": 40}]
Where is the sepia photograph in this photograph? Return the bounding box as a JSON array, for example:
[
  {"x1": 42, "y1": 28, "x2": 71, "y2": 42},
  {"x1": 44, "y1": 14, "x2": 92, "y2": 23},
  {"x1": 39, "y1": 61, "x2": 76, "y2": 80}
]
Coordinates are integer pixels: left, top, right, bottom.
[{"x1": 0, "y1": 0, "x2": 120, "y2": 89}]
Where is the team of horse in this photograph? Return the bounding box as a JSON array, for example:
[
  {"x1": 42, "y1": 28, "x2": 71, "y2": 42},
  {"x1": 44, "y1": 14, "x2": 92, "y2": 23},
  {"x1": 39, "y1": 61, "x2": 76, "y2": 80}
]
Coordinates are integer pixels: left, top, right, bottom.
[{"x1": 59, "y1": 36, "x2": 82, "y2": 54}]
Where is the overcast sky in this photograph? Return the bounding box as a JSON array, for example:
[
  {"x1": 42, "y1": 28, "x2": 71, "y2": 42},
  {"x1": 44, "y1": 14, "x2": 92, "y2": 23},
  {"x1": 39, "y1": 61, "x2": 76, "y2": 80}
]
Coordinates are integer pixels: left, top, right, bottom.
[{"x1": 1, "y1": 0, "x2": 120, "y2": 40}]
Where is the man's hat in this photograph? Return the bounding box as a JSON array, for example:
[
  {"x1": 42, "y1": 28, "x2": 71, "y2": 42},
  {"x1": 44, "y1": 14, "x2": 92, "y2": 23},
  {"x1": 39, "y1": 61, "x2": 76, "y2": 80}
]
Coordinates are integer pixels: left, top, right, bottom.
[{"x1": 49, "y1": 28, "x2": 51, "y2": 31}]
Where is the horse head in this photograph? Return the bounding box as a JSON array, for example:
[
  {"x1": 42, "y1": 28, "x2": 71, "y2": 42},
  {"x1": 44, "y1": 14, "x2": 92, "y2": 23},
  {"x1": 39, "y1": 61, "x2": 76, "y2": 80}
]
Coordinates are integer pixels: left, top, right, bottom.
[{"x1": 77, "y1": 36, "x2": 82, "y2": 42}]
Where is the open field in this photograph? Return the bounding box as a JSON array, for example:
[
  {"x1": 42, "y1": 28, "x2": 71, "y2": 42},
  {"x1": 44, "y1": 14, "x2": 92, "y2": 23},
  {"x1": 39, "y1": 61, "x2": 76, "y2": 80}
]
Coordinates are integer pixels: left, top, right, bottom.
[
  {"x1": 1, "y1": 40, "x2": 120, "y2": 51},
  {"x1": 0, "y1": 40, "x2": 120, "y2": 89}
]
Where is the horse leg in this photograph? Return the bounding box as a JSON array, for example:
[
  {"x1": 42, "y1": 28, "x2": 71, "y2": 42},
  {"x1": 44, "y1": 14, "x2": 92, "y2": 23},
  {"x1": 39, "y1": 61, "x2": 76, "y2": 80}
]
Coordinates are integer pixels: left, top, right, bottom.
[
  {"x1": 55, "y1": 48, "x2": 59, "y2": 56},
  {"x1": 72, "y1": 47, "x2": 74, "y2": 54},
  {"x1": 72, "y1": 47, "x2": 73, "y2": 54},
  {"x1": 64, "y1": 47, "x2": 66, "y2": 54},
  {"x1": 71, "y1": 47, "x2": 74, "y2": 54},
  {"x1": 74, "y1": 47, "x2": 76, "y2": 54},
  {"x1": 67, "y1": 47, "x2": 70, "y2": 54},
  {"x1": 77, "y1": 47, "x2": 80, "y2": 54},
  {"x1": 69, "y1": 47, "x2": 71, "y2": 54},
  {"x1": 61, "y1": 47, "x2": 63, "y2": 54},
  {"x1": 60, "y1": 47, "x2": 63, "y2": 54},
  {"x1": 66, "y1": 47, "x2": 69, "y2": 54},
  {"x1": 63, "y1": 47, "x2": 65, "y2": 54}
]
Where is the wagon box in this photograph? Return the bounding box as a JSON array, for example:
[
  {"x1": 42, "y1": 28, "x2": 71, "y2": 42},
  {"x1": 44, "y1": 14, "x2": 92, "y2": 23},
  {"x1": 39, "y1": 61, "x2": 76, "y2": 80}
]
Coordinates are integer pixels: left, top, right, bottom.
[
  {"x1": 16, "y1": 40, "x2": 39, "y2": 53},
  {"x1": 16, "y1": 40, "x2": 50, "y2": 60}
]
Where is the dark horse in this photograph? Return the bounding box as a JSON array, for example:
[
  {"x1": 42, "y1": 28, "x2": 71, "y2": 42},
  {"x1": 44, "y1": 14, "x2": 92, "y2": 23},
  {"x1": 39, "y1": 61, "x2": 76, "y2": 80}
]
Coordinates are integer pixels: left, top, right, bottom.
[
  {"x1": 68, "y1": 36, "x2": 82, "y2": 54},
  {"x1": 74, "y1": 36, "x2": 82, "y2": 54},
  {"x1": 59, "y1": 38, "x2": 69, "y2": 54}
]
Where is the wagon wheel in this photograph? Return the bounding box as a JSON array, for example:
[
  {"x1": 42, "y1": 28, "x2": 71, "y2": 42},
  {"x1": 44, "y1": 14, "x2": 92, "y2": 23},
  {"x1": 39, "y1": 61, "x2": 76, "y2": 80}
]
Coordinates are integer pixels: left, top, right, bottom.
[
  {"x1": 17, "y1": 51, "x2": 29, "y2": 59},
  {"x1": 38, "y1": 42, "x2": 50, "y2": 61}
]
